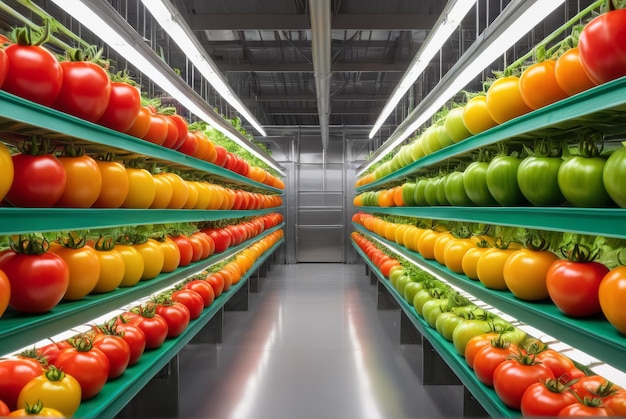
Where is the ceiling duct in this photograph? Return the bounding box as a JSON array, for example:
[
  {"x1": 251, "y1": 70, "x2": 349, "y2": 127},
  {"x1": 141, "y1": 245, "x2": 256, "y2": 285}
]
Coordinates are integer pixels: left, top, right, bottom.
[{"x1": 309, "y1": 0, "x2": 331, "y2": 150}]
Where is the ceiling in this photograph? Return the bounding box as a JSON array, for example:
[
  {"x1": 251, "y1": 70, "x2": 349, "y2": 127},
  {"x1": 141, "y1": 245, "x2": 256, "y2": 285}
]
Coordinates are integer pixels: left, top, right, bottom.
[{"x1": 2, "y1": 0, "x2": 597, "y2": 148}]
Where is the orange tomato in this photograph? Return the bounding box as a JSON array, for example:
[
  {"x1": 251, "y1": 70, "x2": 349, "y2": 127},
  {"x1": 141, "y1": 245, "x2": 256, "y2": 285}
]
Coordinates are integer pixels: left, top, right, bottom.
[
  {"x1": 417, "y1": 230, "x2": 441, "y2": 260},
  {"x1": 53, "y1": 245, "x2": 100, "y2": 301},
  {"x1": 519, "y1": 60, "x2": 568, "y2": 110},
  {"x1": 56, "y1": 155, "x2": 103, "y2": 208},
  {"x1": 444, "y1": 238, "x2": 476, "y2": 274},
  {"x1": 125, "y1": 106, "x2": 151, "y2": 138},
  {"x1": 0, "y1": 269, "x2": 10, "y2": 318},
  {"x1": 93, "y1": 160, "x2": 129, "y2": 208},
  {"x1": 150, "y1": 173, "x2": 174, "y2": 209},
  {"x1": 462, "y1": 247, "x2": 491, "y2": 280},
  {"x1": 555, "y1": 47, "x2": 598, "y2": 96},
  {"x1": 160, "y1": 237, "x2": 181, "y2": 273}
]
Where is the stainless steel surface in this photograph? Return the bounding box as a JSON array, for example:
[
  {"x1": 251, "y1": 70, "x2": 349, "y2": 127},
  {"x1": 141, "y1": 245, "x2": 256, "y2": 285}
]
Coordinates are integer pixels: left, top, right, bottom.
[
  {"x1": 297, "y1": 226, "x2": 344, "y2": 263},
  {"x1": 178, "y1": 263, "x2": 463, "y2": 419},
  {"x1": 299, "y1": 191, "x2": 343, "y2": 207},
  {"x1": 298, "y1": 209, "x2": 342, "y2": 225}
]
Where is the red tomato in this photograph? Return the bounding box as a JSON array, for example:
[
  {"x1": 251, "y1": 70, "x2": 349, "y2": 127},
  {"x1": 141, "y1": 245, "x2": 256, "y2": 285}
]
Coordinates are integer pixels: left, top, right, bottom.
[
  {"x1": 55, "y1": 154, "x2": 103, "y2": 208},
  {"x1": 168, "y1": 114, "x2": 189, "y2": 150},
  {"x1": 2, "y1": 38, "x2": 63, "y2": 106},
  {"x1": 0, "y1": 358, "x2": 43, "y2": 410},
  {"x1": 53, "y1": 59, "x2": 112, "y2": 122},
  {"x1": 493, "y1": 354, "x2": 555, "y2": 409},
  {"x1": 205, "y1": 272, "x2": 225, "y2": 297},
  {"x1": 92, "y1": 334, "x2": 131, "y2": 380},
  {"x1": 0, "y1": 247, "x2": 69, "y2": 313},
  {"x1": 571, "y1": 375, "x2": 622, "y2": 400},
  {"x1": 36, "y1": 341, "x2": 61, "y2": 366},
  {"x1": 177, "y1": 131, "x2": 199, "y2": 156},
  {"x1": 603, "y1": 392, "x2": 626, "y2": 416},
  {"x1": 187, "y1": 234, "x2": 204, "y2": 262},
  {"x1": 131, "y1": 306, "x2": 169, "y2": 349},
  {"x1": 0, "y1": 400, "x2": 8, "y2": 416},
  {"x1": 161, "y1": 115, "x2": 179, "y2": 149},
  {"x1": 546, "y1": 259, "x2": 609, "y2": 317},
  {"x1": 191, "y1": 232, "x2": 214, "y2": 259},
  {"x1": 172, "y1": 289, "x2": 204, "y2": 320},
  {"x1": 578, "y1": 8, "x2": 626, "y2": 85},
  {"x1": 156, "y1": 302, "x2": 190, "y2": 338},
  {"x1": 170, "y1": 234, "x2": 193, "y2": 267},
  {"x1": 464, "y1": 332, "x2": 499, "y2": 369},
  {"x1": 535, "y1": 349, "x2": 576, "y2": 379},
  {"x1": 6, "y1": 152, "x2": 67, "y2": 207},
  {"x1": 558, "y1": 401, "x2": 614, "y2": 416},
  {"x1": 0, "y1": 48, "x2": 8, "y2": 88},
  {"x1": 0, "y1": 268, "x2": 9, "y2": 318},
  {"x1": 521, "y1": 379, "x2": 579, "y2": 417},
  {"x1": 184, "y1": 279, "x2": 215, "y2": 308},
  {"x1": 97, "y1": 81, "x2": 141, "y2": 133},
  {"x1": 115, "y1": 323, "x2": 146, "y2": 366},
  {"x1": 473, "y1": 341, "x2": 518, "y2": 387},
  {"x1": 203, "y1": 228, "x2": 232, "y2": 253},
  {"x1": 213, "y1": 145, "x2": 227, "y2": 166},
  {"x1": 54, "y1": 337, "x2": 110, "y2": 400}
]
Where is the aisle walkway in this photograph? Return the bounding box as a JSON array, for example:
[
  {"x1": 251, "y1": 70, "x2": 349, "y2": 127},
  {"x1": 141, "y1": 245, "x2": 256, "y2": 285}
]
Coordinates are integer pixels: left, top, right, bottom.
[{"x1": 179, "y1": 263, "x2": 463, "y2": 419}]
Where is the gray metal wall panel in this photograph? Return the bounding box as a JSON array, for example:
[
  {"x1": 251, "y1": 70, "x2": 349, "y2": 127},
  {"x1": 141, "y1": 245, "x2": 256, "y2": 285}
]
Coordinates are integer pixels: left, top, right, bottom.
[
  {"x1": 296, "y1": 226, "x2": 343, "y2": 262},
  {"x1": 298, "y1": 209, "x2": 342, "y2": 225},
  {"x1": 298, "y1": 191, "x2": 343, "y2": 207}
]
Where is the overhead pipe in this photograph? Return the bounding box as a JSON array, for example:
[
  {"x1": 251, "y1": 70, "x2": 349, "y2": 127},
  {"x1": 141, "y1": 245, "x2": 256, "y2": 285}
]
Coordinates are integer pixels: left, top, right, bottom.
[{"x1": 309, "y1": 0, "x2": 332, "y2": 150}]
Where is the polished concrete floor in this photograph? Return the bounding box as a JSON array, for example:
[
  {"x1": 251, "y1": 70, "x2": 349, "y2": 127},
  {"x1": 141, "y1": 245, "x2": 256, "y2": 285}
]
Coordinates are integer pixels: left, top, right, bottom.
[{"x1": 179, "y1": 263, "x2": 464, "y2": 419}]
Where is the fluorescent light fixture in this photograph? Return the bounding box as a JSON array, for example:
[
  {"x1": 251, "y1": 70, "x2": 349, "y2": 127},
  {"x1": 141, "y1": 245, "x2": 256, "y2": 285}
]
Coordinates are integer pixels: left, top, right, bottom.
[
  {"x1": 358, "y1": 0, "x2": 566, "y2": 174},
  {"x1": 139, "y1": 0, "x2": 267, "y2": 138},
  {"x1": 48, "y1": 0, "x2": 285, "y2": 176},
  {"x1": 368, "y1": 0, "x2": 477, "y2": 140}
]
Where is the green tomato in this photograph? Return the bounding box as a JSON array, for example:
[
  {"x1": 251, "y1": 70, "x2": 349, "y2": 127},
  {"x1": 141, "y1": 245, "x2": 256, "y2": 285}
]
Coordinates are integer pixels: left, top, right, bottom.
[
  {"x1": 423, "y1": 178, "x2": 440, "y2": 206},
  {"x1": 603, "y1": 147, "x2": 626, "y2": 208},
  {"x1": 436, "y1": 176, "x2": 450, "y2": 205},
  {"x1": 463, "y1": 161, "x2": 498, "y2": 206},
  {"x1": 486, "y1": 155, "x2": 525, "y2": 206},
  {"x1": 501, "y1": 327, "x2": 527, "y2": 346},
  {"x1": 444, "y1": 107, "x2": 472, "y2": 143},
  {"x1": 421, "y1": 299, "x2": 445, "y2": 328},
  {"x1": 413, "y1": 289, "x2": 433, "y2": 316},
  {"x1": 435, "y1": 312, "x2": 465, "y2": 341},
  {"x1": 410, "y1": 138, "x2": 426, "y2": 161},
  {"x1": 402, "y1": 182, "x2": 417, "y2": 206},
  {"x1": 423, "y1": 126, "x2": 443, "y2": 155},
  {"x1": 444, "y1": 172, "x2": 474, "y2": 206},
  {"x1": 558, "y1": 156, "x2": 612, "y2": 207},
  {"x1": 413, "y1": 179, "x2": 429, "y2": 206},
  {"x1": 389, "y1": 268, "x2": 406, "y2": 288},
  {"x1": 517, "y1": 156, "x2": 565, "y2": 206},
  {"x1": 437, "y1": 126, "x2": 455, "y2": 149},
  {"x1": 452, "y1": 319, "x2": 492, "y2": 355},
  {"x1": 403, "y1": 281, "x2": 423, "y2": 303},
  {"x1": 395, "y1": 274, "x2": 412, "y2": 296}
]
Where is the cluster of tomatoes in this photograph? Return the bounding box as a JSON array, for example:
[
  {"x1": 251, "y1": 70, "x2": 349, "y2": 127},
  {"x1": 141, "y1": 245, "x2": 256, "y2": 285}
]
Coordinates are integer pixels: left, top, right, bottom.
[
  {"x1": 352, "y1": 212, "x2": 626, "y2": 337},
  {"x1": 0, "y1": 213, "x2": 283, "y2": 317},
  {"x1": 0, "y1": 140, "x2": 282, "y2": 210},
  {"x1": 0, "y1": 228, "x2": 284, "y2": 417},
  {"x1": 0, "y1": 30, "x2": 283, "y2": 190},
  {"x1": 354, "y1": 141, "x2": 626, "y2": 210},
  {"x1": 352, "y1": 230, "x2": 626, "y2": 416},
  {"x1": 356, "y1": 6, "x2": 626, "y2": 188}
]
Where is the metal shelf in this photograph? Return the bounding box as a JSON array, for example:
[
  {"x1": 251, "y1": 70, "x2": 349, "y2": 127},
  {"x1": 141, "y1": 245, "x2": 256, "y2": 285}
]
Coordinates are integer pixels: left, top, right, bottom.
[
  {"x1": 352, "y1": 223, "x2": 626, "y2": 373},
  {"x1": 356, "y1": 205, "x2": 626, "y2": 239},
  {"x1": 356, "y1": 76, "x2": 626, "y2": 193},
  {"x1": 351, "y1": 239, "x2": 518, "y2": 418},
  {"x1": 0, "y1": 91, "x2": 283, "y2": 193},
  {"x1": 0, "y1": 223, "x2": 284, "y2": 356},
  {"x1": 74, "y1": 238, "x2": 284, "y2": 418},
  {"x1": 0, "y1": 207, "x2": 284, "y2": 235}
]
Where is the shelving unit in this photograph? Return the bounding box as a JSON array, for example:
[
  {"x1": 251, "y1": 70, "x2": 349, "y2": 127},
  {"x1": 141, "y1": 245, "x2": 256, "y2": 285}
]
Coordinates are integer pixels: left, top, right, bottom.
[
  {"x1": 351, "y1": 239, "x2": 518, "y2": 418},
  {"x1": 356, "y1": 76, "x2": 626, "y2": 193}
]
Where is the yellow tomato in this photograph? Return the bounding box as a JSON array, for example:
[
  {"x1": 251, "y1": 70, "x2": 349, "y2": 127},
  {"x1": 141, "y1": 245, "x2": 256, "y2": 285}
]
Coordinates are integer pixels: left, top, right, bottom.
[
  {"x1": 92, "y1": 248, "x2": 125, "y2": 293},
  {"x1": 160, "y1": 237, "x2": 181, "y2": 273},
  {"x1": 17, "y1": 367, "x2": 81, "y2": 418},
  {"x1": 150, "y1": 174, "x2": 173, "y2": 209},
  {"x1": 503, "y1": 248, "x2": 559, "y2": 301},
  {"x1": 0, "y1": 142, "x2": 15, "y2": 202},
  {"x1": 163, "y1": 172, "x2": 188, "y2": 209},
  {"x1": 462, "y1": 247, "x2": 491, "y2": 280},
  {"x1": 122, "y1": 168, "x2": 155, "y2": 209},
  {"x1": 433, "y1": 232, "x2": 454, "y2": 265},
  {"x1": 115, "y1": 244, "x2": 144, "y2": 287},
  {"x1": 443, "y1": 239, "x2": 476, "y2": 274},
  {"x1": 476, "y1": 248, "x2": 516, "y2": 290},
  {"x1": 134, "y1": 239, "x2": 164, "y2": 280}
]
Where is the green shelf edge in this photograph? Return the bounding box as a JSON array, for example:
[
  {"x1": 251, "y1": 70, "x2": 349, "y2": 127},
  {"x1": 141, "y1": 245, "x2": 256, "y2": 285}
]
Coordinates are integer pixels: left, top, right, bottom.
[
  {"x1": 350, "y1": 239, "x2": 519, "y2": 418},
  {"x1": 0, "y1": 223, "x2": 284, "y2": 355},
  {"x1": 0, "y1": 206, "x2": 285, "y2": 235},
  {"x1": 356, "y1": 76, "x2": 626, "y2": 193},
  {"x1": 74, "y1": 238, "x2": 284, "y2": 418},
  {"x1": 352, "y1": 223, "x2": 626, "y2": 373},
  {"x1": 0, "y1": 91, "x2": 284, "y2": 193},
  {"x1": 356, "y1": 205, "x2": 626, "y2": 239}
]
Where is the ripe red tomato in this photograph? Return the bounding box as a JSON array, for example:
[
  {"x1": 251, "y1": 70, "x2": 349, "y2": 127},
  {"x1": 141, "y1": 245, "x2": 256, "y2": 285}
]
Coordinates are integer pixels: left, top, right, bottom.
[
  {"x1": 55, "y1": 154, "x2": 103, "y2": 208},
  {"x1": 177, "y1": 131, "x2": 199, "y2": 156},
  {"x1": 167, "y1": 114, "x2": 189, "y2": 150},
  {"x1": 205, "y1": 272, "x2": 225, "y2": 297},
  {"x1": 0, "y1": 247, "x2": 69, "y2": 313},
  {"x1": 464, "y1": 332, "x2": 499, "y2": 369},
  {"x1": 53, "y1": 59, "x2": 112, "y2": 122},
  {"x1": 115, "y1": 323, "x2": 146, "y2": 366},
  {"x1": 558, "y1": 401, "x2": 614, "y2": 416},
  {"x1": 603, "y1": 392, "x2": 626, "y2": 416},
  {"x1": 92, "y1": 334, "x2": 131, "y2": 380},
  {"x1": 0, "y1": 358, "x2": 43, "y2": 410},
  {"x1": 578, "y1": 8, "x2": 626, "y2": 85},
  {"x1": 96, "y1": 81, "x2": 141, "y2": 132},
  {"x1": 2, "y1": 37, "x2": 63, "y2": 106},
  {"x1": 6, "y1": 151, "x2": 67, "y2": 207},
  {"x1": 35, "y1": 341, "x2": 61, "y2": 366},
  {"x1": 187, "y1": 234, "x2": 205, "y2": 262},
  {"x1": 520, "y1": 379, "x2": 578, "y2": 417},
  {"x1": 125, "y1": 106, "x2": 151, "y2": 139},
  {"x1": 546, "y1": 258, "x2": 609, "y2": 317},
  {"x1": 203, "y1": 228, "x2": 232, "y2": 253},
  {"x1": 0, "y1": 48, "x2": 8, "y2": 88},
  {"x1": 0, "y1": 400, "x2": 8, "y2": 416},
  {"x1": 213, "y1": 145, "x2": 227, "y2": 166},
  {"x1": 156, "y1": 302, "x2": 190, "y2": 338},
  {"x1": 571, "y1": 375, "x2": 622, "y2": 400},
  {"x1": 184, "y1": 279, "x2": 215, "y2": 308},
  {"x1": 55, "y1": 338, "x2": 109, "y2": 400},
  {"x1": 143, "y1": 113, "x2": 168, "y2": 145},
  {"x1": 170, "y1": 234, "x2": 193, "y2": 267},
  {"x1": 534, "y1": 349, "x2": 576, "y2": 379},
  {"x1": 473, "y1": 341, "x2": 518, "y2": 387},
  {"x1": 161, "y1": 115, "x2": 179, "y2": 149},
  {"x1": 172, "y1": 289, "x2": 204, "y2": 320},
  {"x1": 191, "y1": 232, "x2": 214, "y2": 259},
  {"x1": 131, "y1": 306, "x2": 169, "y2": 349},
  {"x1": 493, "y1": 354, "x2": 555, "y2": 409}
]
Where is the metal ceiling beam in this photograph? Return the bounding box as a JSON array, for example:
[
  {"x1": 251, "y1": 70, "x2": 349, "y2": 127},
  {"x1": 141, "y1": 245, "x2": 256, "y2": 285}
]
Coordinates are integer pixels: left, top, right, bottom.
[
  {"x1": 204, "y1": 40, "x2": 419, "y2": 49},
  {"x1": 309, "y1": 0, "x2": 331, "y2": 150},
  {"x1": 189, "y1": 13, "x2": 437, "y2": 31},
  {"x1": 217, "y1": 62, "x2": 408, "y2": 72},
  {"x1": 255, "y1": 94, "x2": 386, "y2": 102},
  {"x1": 265, "y1": 107, "x2": 383, "y2": 115}
]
